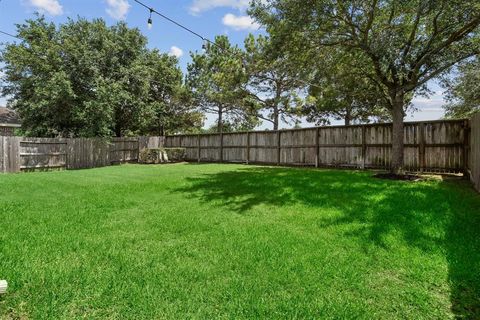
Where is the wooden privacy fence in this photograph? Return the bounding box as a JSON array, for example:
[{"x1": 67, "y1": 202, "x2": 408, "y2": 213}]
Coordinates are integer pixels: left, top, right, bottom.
[
  {"x1": 165, "y1": 119, "x2": 470, "y2": 173},
  {"x1": 0, "y1": 120, "x2": 476, "y2": 179},
  {"x1": 469, "y1": 113, "x2": 480, "y2": 192},
  {"x1": 0, "y1": 136, "x2": 164, "y2": 173}
]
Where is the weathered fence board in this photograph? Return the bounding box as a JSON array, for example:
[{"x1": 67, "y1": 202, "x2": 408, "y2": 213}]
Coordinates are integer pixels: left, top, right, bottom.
[
  {"x1": 67, "y1": 138, "x2": 110, "y2": 170},
  {"x1": 0, "y1": 135, "x2": 162, "y2": 173},
  {"x1": 110, "y1": 137, "x2": 139, "y2": 163},
  {"x1": 164, "y1": 120, "x2": 469, "y2": 173},
  {"x1": 138, "y1": 136, "x2": 165, "y2": 151},
  {"x1": 0, "y1": 136, "x2": 20, "y2": 173},
  {"x1": 470, "y1": 113, "x2": 480, "y2": 192},
  {"x1": 20, "y1": 138, "x2": 67, "y2": 171}
]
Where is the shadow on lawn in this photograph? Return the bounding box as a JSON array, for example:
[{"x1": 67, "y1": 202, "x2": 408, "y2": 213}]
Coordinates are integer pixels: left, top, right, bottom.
[{"x1": 174, "y1": 164, "x2": 480, "y2": 318}]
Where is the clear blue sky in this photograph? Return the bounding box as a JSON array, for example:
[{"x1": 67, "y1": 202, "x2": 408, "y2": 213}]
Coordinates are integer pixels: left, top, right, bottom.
[{"x1": 0, "y1": 0, "x2": 446, "y2": 129}]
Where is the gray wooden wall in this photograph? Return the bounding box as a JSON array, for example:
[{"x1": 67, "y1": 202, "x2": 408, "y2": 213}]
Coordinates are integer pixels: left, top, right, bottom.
[
  {"x1": 165, "y1": 119, "x2": 470, "y2": 174},
  {"x1": 470, "y1": 113, "x2": 480, "y2": 192},
  {"x1": 0, "y1": 136, "x2": 163, "y2": 173}
]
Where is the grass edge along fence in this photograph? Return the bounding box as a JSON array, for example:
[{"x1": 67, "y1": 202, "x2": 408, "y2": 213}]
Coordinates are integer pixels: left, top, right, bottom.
[
  {"x1": 1, "y1": 118, "x2": 479, "y2": 192},
  {"x1": 164, "y1": 119, "x2": 470, "y2": 174}
]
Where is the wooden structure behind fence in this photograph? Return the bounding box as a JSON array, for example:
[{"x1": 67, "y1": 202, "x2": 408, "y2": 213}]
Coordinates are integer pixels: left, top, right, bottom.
[
  {"x1": 165, "y1": 119, "x2": 469, "y2": 174},
  {"x1": 469, "y1": 113, "x2": 480, "y2": 192},
  {"x1": 0, "y1": 136, "x2": 162, "y2": 173}
]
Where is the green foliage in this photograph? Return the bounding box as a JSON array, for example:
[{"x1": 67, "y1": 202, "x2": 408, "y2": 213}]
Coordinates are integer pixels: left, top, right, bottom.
[
  {"x1": 304, "y1": 50, "x2": 391, "y2": 125},
  {"x1": 187, "y1": 36, "x2": 256, "y2": 133},
  {"x1": 250, "y1": 0, "x2": 480, "y2": 171},
  {"x1": 243, "y1": 34, "x2": 305, "y2": 130},
  {"x1": 0, "y1": 164, "x2": 479, "y2": 318},
  {"x1": 202, "y1": 117, "x2": 259, "y2": 133},
  {"x1": 0, "y1": 16, "x2": 201, "y2": 137},
  {"x1": 139, "y1": 148, "x2": 186, "y2": 163},
  {"x1": 250, "y1": 0, "x2": 480, "y2": 98},
  {"x1": 164, "y1": 148, "x2": 187, "y2": 161},
  {"x1": 139, "y1": 51, "x2": 204, "y2": 136},
  {"x1": 443, "y1": 57, "x2": 480, "y2": 119}
]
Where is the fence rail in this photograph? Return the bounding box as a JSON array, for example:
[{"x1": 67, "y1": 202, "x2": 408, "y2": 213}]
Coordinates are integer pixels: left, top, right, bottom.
[{"x1": 165, "y1": 119, "x2": 469, "y2": 174}]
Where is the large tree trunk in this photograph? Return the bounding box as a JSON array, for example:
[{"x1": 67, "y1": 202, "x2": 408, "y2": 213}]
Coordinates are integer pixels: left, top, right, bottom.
[
  {"x1": 391, "y1": 91, "x2": 405, "y2": 174},
  {"x1": 345, "y1": 105, "x2": 352, "y2": 126},
  {"x1": 273, "y1": 105, "x2": 279, "y2": 131},
  {"x1": 114, "y1": 124, "x2": 122, "y2": 137},
  {"x1": 217, "y1": 106, "x2": 223, "y2": 134}
]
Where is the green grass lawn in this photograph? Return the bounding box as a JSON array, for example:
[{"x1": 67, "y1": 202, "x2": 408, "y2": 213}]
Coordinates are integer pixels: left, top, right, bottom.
[{"x1": 0, "y1": 164, "x2": 479, "y2": 319}]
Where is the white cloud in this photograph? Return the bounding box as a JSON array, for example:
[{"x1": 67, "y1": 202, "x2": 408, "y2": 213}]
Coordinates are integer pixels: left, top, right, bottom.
[
  {"x1": 412, "y1": 90, "x2": 446, "y2": 108},
  {"x1": 169, "y1": 46, "x2": 184, "y2": 58},
  {"x1": 222, "y1": 13, "x2": 260, "y2": 31},
  {"x1": 189, "y1": 0, "x2": 250, "y2": 15},
  {"x1": 105, "y1": 0, "x2": 130, "y2": 20},
  {"x1": 28, "y1": 0, "x2": 63, "y2": 16}
]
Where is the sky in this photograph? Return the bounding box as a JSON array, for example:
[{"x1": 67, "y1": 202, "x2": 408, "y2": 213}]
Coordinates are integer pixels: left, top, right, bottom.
[{"x1": 0, "y1": 0, "x2": 446, "y2": 129}]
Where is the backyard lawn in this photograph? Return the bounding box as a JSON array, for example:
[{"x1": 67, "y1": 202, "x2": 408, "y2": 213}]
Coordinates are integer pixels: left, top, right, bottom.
[{"x1": 0, "y1": 163, "x2": 479, "y2": 319}]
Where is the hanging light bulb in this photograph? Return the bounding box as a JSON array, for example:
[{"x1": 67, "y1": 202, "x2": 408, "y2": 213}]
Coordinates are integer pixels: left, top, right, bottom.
[
  {"x1": 147, "y1": 9, "x2": 153, "y2": 30},
  {"x1": 202, "y1": 39, "x2": 208, "y2": 52}
]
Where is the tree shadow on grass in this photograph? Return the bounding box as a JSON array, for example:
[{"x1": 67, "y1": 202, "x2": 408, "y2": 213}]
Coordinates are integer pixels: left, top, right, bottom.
[{"x1": 173, "y1": 165, "x2": 480, "y2": 318}]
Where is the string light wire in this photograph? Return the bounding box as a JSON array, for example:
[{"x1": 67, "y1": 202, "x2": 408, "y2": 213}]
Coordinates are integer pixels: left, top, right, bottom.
[
  {"x1": 131, "y1": 0, "x2": 321, "y2": 90},
  {"x1": 0, "y1": 30, "x2": 20, "y2": 40}
]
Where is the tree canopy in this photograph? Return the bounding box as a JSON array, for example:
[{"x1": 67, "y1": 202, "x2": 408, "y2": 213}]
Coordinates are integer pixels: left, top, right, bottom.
[
  {"x1": 0, "y1": 16, "x2": 202, "y2": 137},
  {"x1": 303, "y1": 49, "x2": 390, "y2": 126},
  {"x1": 187, "y1": 35, "x2": 257, "y2": 133},
  {"x1": 442, "y1": 58, "x2": 480, "y2": 119},
  {"x1": 250, "y1": 0, "x2": 480, "y2": 173},
  {"x1": 243, "y1": 34, "x2": 305, "y2": 130}
]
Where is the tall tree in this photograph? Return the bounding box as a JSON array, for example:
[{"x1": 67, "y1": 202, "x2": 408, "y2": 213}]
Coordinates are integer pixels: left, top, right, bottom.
[
  {"x1": 140, "y1": 51, "x2": 203, "y2": 136},
  {"x1": 304, "y1": 49, "x2": 390, "y2": 125},
  {"x1": 442, "y1": 57, "x2": 480, "y2": 119},
  {"x1": 243, "y1": 34, "x2": 305, "y2": 130},
  {"x1": 250, "y1": 0, "x2": 480, "y2": 174},
  {"x1": 187, "y1": 35, "x2": 256, "y2": 133},
  {"x1": 1, "y1": 16, "x2": 197, "y2": 137}
]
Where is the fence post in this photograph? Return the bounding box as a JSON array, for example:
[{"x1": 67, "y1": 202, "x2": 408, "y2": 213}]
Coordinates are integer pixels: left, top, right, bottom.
[
  {"x1": 463, "y1": 119, "x2": 470, "y2": 177},
  {"x1": 219, "y1": 132, "x2": 224, "y2": 162},
  {"x1": 5, "y1": 136, "x2": 21, "y2": 173},
  {"x1": 0, "y1": 136, "x2": 4, "y2": 173},
  {"x1": 361, "y1": 126, "x2": 366, "y2": 169},
  {"x1": 419, "y1": 122, "x2": 426, "y2": 172},
  {"x1": 197, "y1": 134, "x2": 201, "y2": 163},
  {"x1": 0, "y1": 136, "x2": 5, "y2": 173},
  {"x1": 137, "y1": 136, "x2": 144, "y2": 160},
  {"x1": 277, "y1": 130, "x2": 281, "y2": 166},
  {"x1": 246, "y1": 131, "x2": 250, "y2": 165},
  {"x1": 66, "y1": 138, "x2": 72, "y2": 170},
  {"x1": 315, "y1": 127, "x2": 320, "y2": 168}
]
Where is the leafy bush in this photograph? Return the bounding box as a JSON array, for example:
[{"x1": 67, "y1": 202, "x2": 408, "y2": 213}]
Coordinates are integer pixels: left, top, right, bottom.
[
  {"x1": 164, "y1": 148, "x2": 187, "y2": 161},
  {"x1": 139, "y1": 148, "x2": 186, "y2": 164}
]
